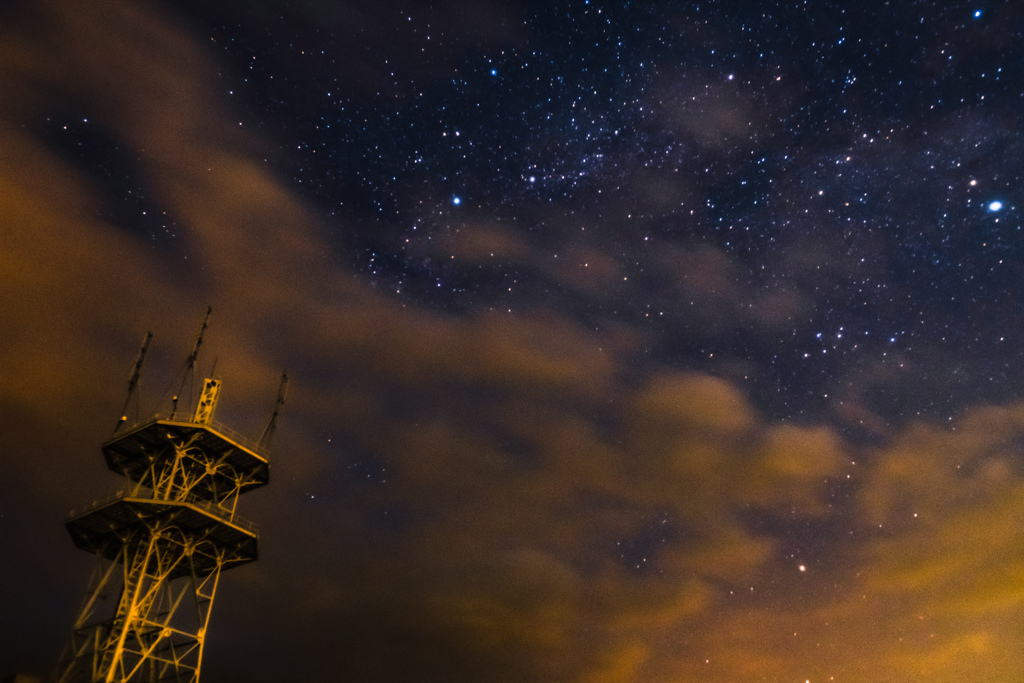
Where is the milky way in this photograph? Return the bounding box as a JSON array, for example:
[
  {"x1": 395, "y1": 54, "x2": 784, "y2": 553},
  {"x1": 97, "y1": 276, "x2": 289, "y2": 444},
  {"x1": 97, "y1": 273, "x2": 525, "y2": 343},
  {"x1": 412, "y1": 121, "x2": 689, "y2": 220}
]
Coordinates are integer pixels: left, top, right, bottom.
[{"x1": 176, "y1": 0, "x2": 1024, "y2": 426}]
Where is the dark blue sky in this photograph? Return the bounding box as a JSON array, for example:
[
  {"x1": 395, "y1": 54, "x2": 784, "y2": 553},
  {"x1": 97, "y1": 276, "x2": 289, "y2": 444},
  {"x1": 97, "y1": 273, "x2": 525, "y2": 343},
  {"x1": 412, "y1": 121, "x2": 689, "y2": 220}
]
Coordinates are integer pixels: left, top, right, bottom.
[{"x1": 176, "y1": 0, "x2": 1024, "y2": 426}]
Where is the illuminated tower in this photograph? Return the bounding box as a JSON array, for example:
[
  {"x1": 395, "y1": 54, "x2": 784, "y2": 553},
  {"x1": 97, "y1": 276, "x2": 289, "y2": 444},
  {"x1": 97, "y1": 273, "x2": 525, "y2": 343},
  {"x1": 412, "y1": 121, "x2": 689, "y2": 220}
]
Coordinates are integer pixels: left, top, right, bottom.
[{"x1": 55, "y1": 310, "x2": 286, "y2": 683}]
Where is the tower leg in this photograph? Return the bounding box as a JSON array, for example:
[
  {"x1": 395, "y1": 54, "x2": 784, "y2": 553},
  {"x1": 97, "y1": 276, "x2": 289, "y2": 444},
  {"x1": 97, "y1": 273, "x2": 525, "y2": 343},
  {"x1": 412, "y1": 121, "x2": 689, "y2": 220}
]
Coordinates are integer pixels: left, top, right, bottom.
[
  {"x1": 54, "y1": 526, "x2": 225, "y2": 683},
  {"x1": 55, "y1": 549, "x2": 123, "y2": 683}
]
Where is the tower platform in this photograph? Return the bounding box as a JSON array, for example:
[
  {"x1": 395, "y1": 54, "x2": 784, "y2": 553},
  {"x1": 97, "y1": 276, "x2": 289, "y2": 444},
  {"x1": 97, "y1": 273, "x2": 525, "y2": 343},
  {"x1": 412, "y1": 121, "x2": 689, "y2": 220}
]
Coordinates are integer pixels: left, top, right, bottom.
[
  {"x1": 102, "y1": 416, "x2": 270, "y2": 503},
  {"x1": 66, "y1": 492, "x2": 259, "y2": 578}
]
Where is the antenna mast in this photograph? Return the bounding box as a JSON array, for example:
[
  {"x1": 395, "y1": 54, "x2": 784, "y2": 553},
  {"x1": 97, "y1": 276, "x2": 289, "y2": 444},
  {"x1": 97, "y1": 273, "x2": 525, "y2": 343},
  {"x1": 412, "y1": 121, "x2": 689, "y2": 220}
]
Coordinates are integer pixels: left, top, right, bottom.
[
  {"x1": 171, "y1": 306, "x2": 212, "y2": 419},
  {"x1": 258, "y1": 373, "x2": 289, "y2": 451},
  {"x1": 115, "y1": 332, "x2": 152, "y2": 432}
]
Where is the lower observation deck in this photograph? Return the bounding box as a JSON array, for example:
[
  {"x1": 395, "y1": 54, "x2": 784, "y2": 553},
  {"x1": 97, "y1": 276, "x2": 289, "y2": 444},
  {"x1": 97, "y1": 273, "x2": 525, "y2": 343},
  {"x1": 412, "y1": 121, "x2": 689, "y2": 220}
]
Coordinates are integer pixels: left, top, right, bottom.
[{"x1": 66, "y1": 491, "x2": 259, "y2": 577}]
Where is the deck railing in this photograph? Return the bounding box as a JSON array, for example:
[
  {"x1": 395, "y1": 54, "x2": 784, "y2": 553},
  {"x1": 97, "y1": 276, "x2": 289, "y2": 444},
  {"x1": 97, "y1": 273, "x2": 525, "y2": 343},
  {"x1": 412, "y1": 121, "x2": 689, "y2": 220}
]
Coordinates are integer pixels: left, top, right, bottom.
[{"x1": 110, "y1": 412, "x2": 269, "y2": 457}]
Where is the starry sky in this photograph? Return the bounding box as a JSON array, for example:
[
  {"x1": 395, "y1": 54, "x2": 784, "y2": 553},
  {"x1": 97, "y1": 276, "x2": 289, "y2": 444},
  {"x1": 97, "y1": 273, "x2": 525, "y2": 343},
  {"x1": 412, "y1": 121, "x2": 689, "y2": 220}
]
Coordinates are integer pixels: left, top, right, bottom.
[{"x1": 4, "y1": 0, "x2": 1024, "y2": 680}]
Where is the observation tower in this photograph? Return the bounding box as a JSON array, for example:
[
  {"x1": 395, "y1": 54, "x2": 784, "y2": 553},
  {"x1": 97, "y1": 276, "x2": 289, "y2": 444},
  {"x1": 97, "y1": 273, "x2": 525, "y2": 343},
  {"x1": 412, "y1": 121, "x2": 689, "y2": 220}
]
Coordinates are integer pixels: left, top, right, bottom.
[{"x1": 55, "y1": 310, "x2": 286, "y2": 683}]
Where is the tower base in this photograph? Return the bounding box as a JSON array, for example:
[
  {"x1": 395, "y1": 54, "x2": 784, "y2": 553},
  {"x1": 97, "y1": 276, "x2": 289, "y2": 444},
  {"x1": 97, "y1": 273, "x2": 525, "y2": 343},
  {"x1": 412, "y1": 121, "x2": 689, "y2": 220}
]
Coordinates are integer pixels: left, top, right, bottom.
[{"x1": 54, "y1": 518, "x2": 237, "y2": 683}]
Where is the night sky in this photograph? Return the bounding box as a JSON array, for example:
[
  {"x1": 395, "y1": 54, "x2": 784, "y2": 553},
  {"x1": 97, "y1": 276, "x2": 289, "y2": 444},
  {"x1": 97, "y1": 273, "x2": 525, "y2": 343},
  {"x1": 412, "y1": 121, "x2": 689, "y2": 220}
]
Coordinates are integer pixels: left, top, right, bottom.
[{"x1": 4, "y1": 0, "x2": 1024, "y2": 680}]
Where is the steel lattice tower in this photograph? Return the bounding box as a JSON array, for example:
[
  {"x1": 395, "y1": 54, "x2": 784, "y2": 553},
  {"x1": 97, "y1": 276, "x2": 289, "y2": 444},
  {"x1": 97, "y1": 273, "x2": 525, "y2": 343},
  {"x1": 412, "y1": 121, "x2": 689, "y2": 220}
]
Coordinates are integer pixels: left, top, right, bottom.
[{"x1": 55, "y1": 312, "x2": 286, "y2": 683}]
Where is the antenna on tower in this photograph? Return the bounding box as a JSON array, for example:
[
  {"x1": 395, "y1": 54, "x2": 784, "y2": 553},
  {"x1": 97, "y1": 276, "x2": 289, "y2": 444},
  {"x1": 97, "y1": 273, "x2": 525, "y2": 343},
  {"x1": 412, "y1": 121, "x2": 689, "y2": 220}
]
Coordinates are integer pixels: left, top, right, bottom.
[
  {"x1": 258, "y1": 373, "x2": 288, "y2": 452},
  {"x1": 115, "y1": 332, "x2": 152, "y2": 433},
  {"x1": 171, "y1": 306, "x2": 212, "y2": 419}
]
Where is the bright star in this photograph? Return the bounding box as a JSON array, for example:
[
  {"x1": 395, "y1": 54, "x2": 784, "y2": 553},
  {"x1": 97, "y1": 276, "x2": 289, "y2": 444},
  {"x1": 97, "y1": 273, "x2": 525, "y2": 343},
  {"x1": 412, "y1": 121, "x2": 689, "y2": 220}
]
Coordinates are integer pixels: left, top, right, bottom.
[
  {"x1": 452, "y1": 196, "x2": 461, "y2": 205},
  {"x1": 974, "y1": 9, "x2": 982, "y2": 17},
  {"x1": 988, "y1": 201, "x2": 1003, "y2": 212}
]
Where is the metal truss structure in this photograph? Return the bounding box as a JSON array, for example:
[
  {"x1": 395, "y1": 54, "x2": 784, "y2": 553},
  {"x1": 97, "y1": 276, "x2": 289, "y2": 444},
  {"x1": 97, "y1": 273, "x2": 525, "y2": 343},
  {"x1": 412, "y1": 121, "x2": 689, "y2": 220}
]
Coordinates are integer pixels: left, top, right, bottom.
[{"x1": 55, "y1": 315, "x2": 285, "y2": 683}]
